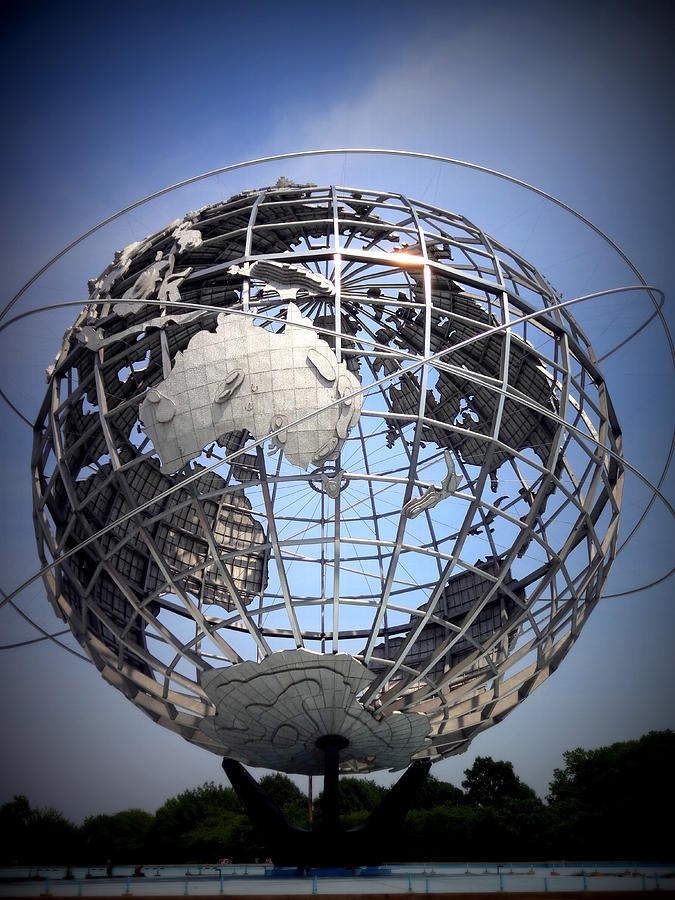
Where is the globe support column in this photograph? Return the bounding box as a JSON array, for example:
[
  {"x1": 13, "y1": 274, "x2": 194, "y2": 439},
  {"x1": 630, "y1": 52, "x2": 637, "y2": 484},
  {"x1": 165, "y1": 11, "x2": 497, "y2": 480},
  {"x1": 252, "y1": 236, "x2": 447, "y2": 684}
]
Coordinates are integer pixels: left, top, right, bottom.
[
  {"x1": 221, "y1": 757, "x2": 310, "y2": 866},
  {"x1": 222, "y1": 753, "x2": 432, "y2": 868},
  {"x1": 315, "y1": 734, "x2": 349, "y2": 833}
]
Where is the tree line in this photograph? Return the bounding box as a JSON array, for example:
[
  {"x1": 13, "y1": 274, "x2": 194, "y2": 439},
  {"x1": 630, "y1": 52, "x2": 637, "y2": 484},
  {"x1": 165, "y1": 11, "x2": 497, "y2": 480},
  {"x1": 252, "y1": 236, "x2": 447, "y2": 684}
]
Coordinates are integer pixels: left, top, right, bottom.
[{"x1": 1, "y1": 730, "x2": 672, "y2": 865}]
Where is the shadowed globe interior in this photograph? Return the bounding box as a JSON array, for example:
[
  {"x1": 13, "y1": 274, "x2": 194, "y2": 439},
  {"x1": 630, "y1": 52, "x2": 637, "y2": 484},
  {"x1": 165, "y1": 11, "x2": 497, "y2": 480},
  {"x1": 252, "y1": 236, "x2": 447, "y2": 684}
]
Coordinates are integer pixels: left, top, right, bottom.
[{"x1": 32, "y1": 182, "x2": 623, "y2": 774}]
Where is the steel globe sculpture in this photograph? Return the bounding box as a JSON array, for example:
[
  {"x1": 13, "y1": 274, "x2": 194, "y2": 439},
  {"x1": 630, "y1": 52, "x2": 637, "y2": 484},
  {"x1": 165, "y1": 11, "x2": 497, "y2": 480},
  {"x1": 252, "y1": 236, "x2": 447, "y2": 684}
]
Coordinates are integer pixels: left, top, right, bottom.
[{"x1": 32, "y1": 181, "x2": 624, "y2": 787}]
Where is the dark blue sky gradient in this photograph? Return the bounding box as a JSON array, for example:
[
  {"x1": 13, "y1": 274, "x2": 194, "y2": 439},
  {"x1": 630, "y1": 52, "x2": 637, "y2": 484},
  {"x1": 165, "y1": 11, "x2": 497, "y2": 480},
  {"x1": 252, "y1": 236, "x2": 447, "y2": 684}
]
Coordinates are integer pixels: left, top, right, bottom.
[{"x1": 0, "y1": 0, "x2": 673, "y2": 821}]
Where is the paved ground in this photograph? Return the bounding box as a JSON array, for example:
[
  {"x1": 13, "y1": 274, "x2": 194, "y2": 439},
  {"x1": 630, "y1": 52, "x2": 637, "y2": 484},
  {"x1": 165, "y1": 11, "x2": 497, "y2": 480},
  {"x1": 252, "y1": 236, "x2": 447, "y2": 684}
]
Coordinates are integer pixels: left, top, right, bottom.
[{"x1": 1, "y1": 865, "x2": 672, "y2": 897}]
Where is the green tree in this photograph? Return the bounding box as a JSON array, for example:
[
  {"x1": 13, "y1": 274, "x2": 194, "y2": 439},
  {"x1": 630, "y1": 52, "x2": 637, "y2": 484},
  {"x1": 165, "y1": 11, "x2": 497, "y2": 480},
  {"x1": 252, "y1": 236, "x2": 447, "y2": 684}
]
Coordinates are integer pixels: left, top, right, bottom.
[
  {"x1": 0, "y1": 796, "x2": 80, "y2": 865},
  {"x1": 493, "y1": 796, "x2": 554, "y2": 860},
  {"x1": 147, "y1": 782, "x2": 246, "y2": 862},
  {"x1": 462, "y1": 756, "x2": 537, "y2": 807},
  {"x1": 0, "y1": 796, "x2": 32, "y2": 864},
  {"x1": 259, "y1": 774, "x2": 308, "y2": 827},
  {"x1": 547, "y1": 730, "x2": 675, "y2": 859},
  {"x1": 81, "y1": 809, "x2": 154, "y2": 863},
  {"x1": 409, "y1": 774, "x2": 464, "y2": 810},
  {"x1": 4, "y1": 730, "x2": 671, "y2": 866},
  {"x1": 29, "y1": 807, "x2": 81, "y2": 865},
  {"x1": 336, "y1": 777, "x2": 385, "y2": 813},
  {"x1": 403, "y1": 804, "x2": 486, "y2": 861},
  {"x1": 313, "y1": 776, "x2": 386, "y2": 829}
]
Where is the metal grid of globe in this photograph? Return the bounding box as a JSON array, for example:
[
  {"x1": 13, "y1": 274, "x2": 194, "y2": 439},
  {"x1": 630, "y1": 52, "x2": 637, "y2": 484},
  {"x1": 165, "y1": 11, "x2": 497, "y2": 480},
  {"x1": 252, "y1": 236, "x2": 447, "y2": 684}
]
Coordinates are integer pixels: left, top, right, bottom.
[{"x1": 32, "y1": 181, "x2": 623, "y2": 775}]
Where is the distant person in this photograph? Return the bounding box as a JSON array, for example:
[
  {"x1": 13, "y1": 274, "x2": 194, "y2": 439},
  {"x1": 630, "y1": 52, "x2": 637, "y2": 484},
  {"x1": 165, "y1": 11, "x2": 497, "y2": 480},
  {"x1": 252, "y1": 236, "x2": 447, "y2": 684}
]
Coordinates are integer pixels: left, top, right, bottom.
[
  {"x1": 133, "y1": 865, "x2": 144, "y2": 878},
  {"x1": 106, "y1": 860, "x2": 113, "y2": 877}
]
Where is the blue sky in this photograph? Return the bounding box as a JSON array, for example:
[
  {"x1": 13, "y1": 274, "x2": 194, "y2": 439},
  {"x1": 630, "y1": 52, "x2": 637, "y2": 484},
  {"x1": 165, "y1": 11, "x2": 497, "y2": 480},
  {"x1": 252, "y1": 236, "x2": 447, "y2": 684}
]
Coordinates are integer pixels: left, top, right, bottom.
[{"x1": 0, "y1": 0, "x2": 673, "y2": 822}]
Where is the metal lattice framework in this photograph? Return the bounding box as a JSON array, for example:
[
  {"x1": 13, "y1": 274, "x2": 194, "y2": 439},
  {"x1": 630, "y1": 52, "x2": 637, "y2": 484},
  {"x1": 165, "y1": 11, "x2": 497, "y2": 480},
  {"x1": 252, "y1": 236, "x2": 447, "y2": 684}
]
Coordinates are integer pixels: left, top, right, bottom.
[{"x1": 32, "y1": 181, "x2": 624, "y2": 770}]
